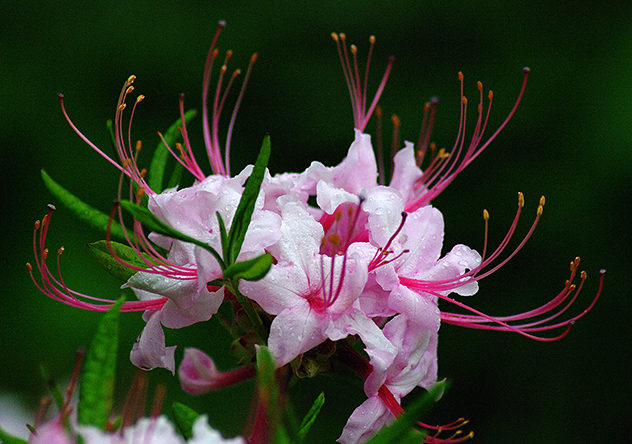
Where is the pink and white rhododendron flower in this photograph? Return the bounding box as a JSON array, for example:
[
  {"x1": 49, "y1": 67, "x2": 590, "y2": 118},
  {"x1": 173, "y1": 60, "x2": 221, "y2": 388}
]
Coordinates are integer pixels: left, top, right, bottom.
[{"x1": 26, "y1": 22, "x2": 605, "y2": 444}]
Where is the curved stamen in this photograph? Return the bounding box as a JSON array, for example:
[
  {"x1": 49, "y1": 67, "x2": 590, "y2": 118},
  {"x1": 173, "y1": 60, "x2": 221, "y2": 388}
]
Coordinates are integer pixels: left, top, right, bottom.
[
  {"x1": 27, "y1": 205, "x2": 167, "y2": 313},
  {"x1": 108, "y1": 202, "x2": 197, "y2": 279},
  {"x1": 201, "y1": 21, "x2": 255, "y2": 177},
  {"x1": 398, "y1": 194, "x2": 604, "y2": 341},
  {"x1": 332, "y1": 32, "x2": 394, "y2": 132},
  {"x1": 377, "y1": 385, "x2": 473, "y2": 443},
  {"x1": 405, "y1": 68, "x2": 530, "y2": 212},
  {"x1": 369, "y1": 212, "x2": 409, "y2": 270}
]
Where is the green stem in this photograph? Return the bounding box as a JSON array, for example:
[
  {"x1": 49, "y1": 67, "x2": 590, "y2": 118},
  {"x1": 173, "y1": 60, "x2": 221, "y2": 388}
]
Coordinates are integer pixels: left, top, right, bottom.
[{"x1": 227, "y1": 282, "x2": 268, "y2": 343}]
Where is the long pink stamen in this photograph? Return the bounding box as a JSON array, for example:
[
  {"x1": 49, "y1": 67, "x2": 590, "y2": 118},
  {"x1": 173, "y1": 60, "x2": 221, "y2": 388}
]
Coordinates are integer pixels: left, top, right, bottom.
[
  {"x1": 27, "y1": 205, "x2": 168, "y2": 313},
  {"x1": 399, "y1": 194, "x2": 604, "y2": 340},
  {"x1": 108, "y1": 203, "x2": 197, "y2": 279},
  {"x1": 332, "y1": 33, "x2": 394, "y2": 132},
  {"x1": 377, "y1": 385, "x2": 473, "y2": 443},
  {"x1": 405, "y1": 68, "x2": 530, "y2": 212},
  {"x1": 202, "y1": 22, "x2": 225, "y2": 175},
  {"x1": 200, "y1": 21, "x2": 255, "y2": 177}
]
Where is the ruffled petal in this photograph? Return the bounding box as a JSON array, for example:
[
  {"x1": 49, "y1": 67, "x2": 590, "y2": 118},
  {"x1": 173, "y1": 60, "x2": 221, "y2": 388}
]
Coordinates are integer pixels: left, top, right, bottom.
[
  {"x1": 338, "y1": 396, "x2": 394, "y2": 444},
  {"x1": 130, "y1": 311, "x2": 176, "y2": 374}
]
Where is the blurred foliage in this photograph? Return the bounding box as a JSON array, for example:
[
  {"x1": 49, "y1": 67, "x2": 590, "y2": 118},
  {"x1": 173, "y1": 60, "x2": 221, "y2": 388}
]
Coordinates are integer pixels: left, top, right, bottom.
[{"x1": 1, "y1": 0, "x2": 630, "y2": 442}]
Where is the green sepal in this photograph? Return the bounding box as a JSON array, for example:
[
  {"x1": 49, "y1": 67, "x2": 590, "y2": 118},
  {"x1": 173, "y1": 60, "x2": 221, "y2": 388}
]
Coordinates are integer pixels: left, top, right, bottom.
[
  {"x1": 296, "y1": 392, "x2": 325, "y2": 443},
  {"x1": 227, "y1": 135, "x2": 271, "y2": 264},
  {"x1": 41, "y1": 169, "x2": 129, "y2": 241},
  {"x1": 77, "y1": 298, "x2": 124, "y2": 429},
  {"x1": 365, "y1": 381, "x2": 447, "y2": 444},
  {"x1": 39, "y1": 363, "x2": 65, "y2": 410},
  {"x1": 106, "y1": 118, "x2": 116, "y2": 153},
  {"x1": 148, "y1": 109, "x2": 197, "y2": 193},
  {"x1": 88, "y1": 240, "x2": 156, "y2": 282},
  {"x1": 118, "y1": 200, "x2": 225, "y2": 269},
  {"x1": 223, "y1": 253, "x2": 274, "y2": 282},
  {"x1": 171, "y1": 402, "x2": 201, "y2": 440},
  {"x1": 0, "y1": 428, "x2": 28, "y2": 444}
]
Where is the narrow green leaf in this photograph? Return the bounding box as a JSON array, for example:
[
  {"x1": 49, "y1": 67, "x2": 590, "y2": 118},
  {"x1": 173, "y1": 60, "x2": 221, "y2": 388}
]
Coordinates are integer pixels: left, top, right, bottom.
[
  {"x1": 365, "y1": 382, "x2": 447, "y2": 444},
  {"x1": 118, "y1": 200, "x2": 224, "y2": 269},
  {"x1": 41, "y1": 169, "x2": 129, "y2": 241},
  {"x1": 227, "y1": 135, "x2": 271, "y2": 264},
  {"x1": 216, "y1": 212, "x2": 229, "y2": 265},
  {"x1": 148, "y1": 109, "x2": 197, "y2": 192},
  {"x1": 223, "y1": 253, "x2": 273, "y2": 282},
  {"x1": 88, "y1": 240, "x2": 156, "y2": 281},
  {"x1": 77, "y1": 298, "x2": 124, "y2": 429},
  {"x1": 0, "y1": 427, "x2": 28, "y2": 444},
  {"x1": 166, "y1": 160, "x2": 184, "y2": 189},
  {"x1": 296, "y1": 392, "x2": 325, "y2": 443},
  {"x1": 171, "y1": 402, "x2": 201, "y2": 440}
]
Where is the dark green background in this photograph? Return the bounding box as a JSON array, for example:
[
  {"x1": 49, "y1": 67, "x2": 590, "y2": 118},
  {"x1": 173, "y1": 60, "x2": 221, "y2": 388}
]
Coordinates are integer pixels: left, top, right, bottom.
[{"x1": 2, "y1": 0, "x2": 630, "y2": 442}]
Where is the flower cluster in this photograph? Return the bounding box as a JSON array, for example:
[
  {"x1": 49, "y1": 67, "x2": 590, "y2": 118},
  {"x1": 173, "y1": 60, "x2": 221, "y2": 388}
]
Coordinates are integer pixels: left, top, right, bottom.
[{"x1": 26, "y1": 22, "x2": 604, "y2": 443}]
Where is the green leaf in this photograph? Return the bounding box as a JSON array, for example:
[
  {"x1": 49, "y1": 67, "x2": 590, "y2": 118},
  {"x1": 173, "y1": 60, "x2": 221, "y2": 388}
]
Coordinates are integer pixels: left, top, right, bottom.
[
  {"x1": 88, "y1": 240, "x2": 156, "y2": 281},
  {"x1": 41, "y1": 169, "x2": 129, "y2": 241},
  {"x1": 364, "y1": 382, "x2": 447, "y2": 444},
  {"x1": 227, "y1": 135, "x2": 271, "y2": 264},
  {"x1": 223, "y1": 253, "x2": 274, "y2": 282},
  {"x1": 0, "y1": 427, "x2": 28, "y2": 444},
  {"x1": 171, "y1": 402, "x2": 201, "y2": 440},
  {"x1": 77, "y1": 298, "x2": 124, "y2": 429},
  {"x1": 118, "y1": 200, "x2": 224, "y2": 269},
  {"x1": 148, "y1": 109, "x2": 197, "y2": 192},
  {"x1": 296, "y1": 392, "x2": 325, "y2": 443}
]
